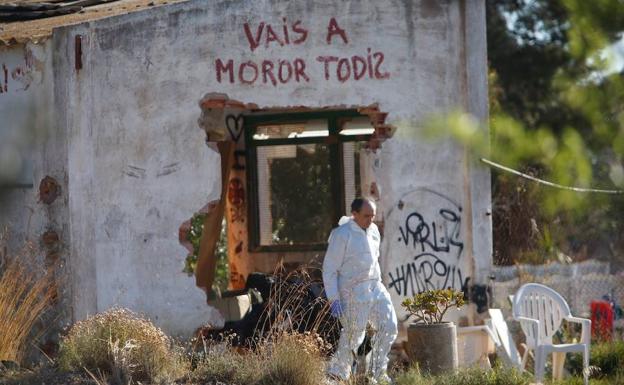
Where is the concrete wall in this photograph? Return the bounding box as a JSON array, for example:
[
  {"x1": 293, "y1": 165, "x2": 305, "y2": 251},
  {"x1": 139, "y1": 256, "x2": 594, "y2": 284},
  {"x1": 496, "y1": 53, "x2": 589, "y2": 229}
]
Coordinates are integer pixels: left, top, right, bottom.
[
  {"x1": 0, "y1": 42, "x2": 57, "y2": 237},
  {"x1": 0, "y1": 41, "x2": 73, "y2": 344},
  {"x1": 2, "y1": 0, "x2": 490, "y2": 336},
  {"x1": 375, "y1": 1, "x2": 492, "y2": 322},
  {"x1": 52, "y1": 19, "x2": 224, "y2": 336}
]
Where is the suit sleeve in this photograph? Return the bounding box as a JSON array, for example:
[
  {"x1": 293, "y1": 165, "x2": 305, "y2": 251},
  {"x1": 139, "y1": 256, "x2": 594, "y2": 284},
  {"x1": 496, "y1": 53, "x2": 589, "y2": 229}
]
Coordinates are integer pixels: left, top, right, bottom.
[
  {"x1": 322, "y1": 229, "x2": 347, "y2": 303},
  {"x1": 371, "y1": 223, "x2": 381, "y2": 259},
  {"x1": 371, "y1": 224, "x2": 383, "y2": 281}
]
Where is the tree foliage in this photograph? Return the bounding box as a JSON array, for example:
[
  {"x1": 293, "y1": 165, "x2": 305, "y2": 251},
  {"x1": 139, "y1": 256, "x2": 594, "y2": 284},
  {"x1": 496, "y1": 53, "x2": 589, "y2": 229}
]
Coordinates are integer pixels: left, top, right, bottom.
[
  {"x1": 428, "y1": 1, "x2": 624, "y2": 266},
  {"x1": 183, "y1": 215, "x2": 229, "y2": 292},
  {"x1": 270, "y1": 144, "x2": 334, "y2": 245}
]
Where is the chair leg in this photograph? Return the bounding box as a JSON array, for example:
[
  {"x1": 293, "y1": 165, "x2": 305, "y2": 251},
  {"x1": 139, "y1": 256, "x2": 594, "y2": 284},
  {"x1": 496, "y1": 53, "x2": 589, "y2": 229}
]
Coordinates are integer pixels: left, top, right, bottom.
[
  {"x1": 552, "y1": 352, "x2": 566, "y2": 380},
  {"x1": 521, "y1": 345, "x2": 531, "y2": 371},
  {"x1": 583, "y1": 345, "x2": 590, "y2": 385},
  {"x1": 534, "y1": 347, "x2": 545, "y2": 384}
]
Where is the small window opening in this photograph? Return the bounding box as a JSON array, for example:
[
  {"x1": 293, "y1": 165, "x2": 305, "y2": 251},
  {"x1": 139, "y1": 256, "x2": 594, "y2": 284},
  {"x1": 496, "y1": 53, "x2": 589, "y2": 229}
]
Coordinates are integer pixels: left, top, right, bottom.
[{"x1": 245, "y1": 110, "x2": 374, "y2": 252}]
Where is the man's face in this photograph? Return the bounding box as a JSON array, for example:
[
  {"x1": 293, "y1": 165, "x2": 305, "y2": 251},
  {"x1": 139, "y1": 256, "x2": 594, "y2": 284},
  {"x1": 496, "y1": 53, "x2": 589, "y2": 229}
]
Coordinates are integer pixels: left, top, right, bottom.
[{"x1": 353, "y1": 201, "x2": 375, "y2": 229}]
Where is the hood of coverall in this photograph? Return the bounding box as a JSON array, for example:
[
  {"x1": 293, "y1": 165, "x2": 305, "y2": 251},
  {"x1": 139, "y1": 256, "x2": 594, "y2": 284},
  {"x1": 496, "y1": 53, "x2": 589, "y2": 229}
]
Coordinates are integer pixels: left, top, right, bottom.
[{"x1": 338, "y1": 216, "x2": 352, "y2": 226}]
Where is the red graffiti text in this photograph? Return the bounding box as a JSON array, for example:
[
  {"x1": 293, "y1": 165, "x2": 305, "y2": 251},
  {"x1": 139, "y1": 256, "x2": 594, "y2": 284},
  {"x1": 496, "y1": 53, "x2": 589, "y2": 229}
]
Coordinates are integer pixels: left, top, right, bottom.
[
  {"x1": 244, "y1": 18, "x2": 308, "y2": 52},
  {"x1": 215, "y1": 58, "x2": 310, "y2": 86},
  {"x1": 317, "y1": 49, "x2": 390, "y2": 82}
]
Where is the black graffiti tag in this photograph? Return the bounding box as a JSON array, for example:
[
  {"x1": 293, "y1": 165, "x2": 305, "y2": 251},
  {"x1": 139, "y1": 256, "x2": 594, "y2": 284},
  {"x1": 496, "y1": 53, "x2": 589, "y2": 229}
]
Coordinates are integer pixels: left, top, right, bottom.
[
  {"x1": 387, "y1": 253, "x2": 470, "y2": 297},
  {"x1": 225, "y1": 114, "x2": 244, "y2": 142},
  {"x1": 398, "y1": 208, "x2": 464, "y2": 259}
]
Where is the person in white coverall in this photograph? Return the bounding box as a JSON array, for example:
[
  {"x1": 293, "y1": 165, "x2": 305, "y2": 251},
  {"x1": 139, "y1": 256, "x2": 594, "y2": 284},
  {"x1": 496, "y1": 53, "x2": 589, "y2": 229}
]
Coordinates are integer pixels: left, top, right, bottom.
[{"x1": 323, "y1": 198, "x2": 398, "y2": 384}]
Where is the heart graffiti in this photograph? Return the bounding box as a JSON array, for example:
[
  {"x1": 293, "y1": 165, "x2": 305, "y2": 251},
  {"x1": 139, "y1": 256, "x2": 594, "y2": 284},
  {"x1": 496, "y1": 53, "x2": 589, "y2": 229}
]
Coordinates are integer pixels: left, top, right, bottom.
[{"x1": 226, "y1": 114, "x2": 244, "y2": 142}]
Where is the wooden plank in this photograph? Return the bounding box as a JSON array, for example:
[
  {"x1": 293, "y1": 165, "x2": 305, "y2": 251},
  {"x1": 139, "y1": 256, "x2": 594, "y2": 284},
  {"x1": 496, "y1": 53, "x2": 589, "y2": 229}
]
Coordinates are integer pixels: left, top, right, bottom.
[{"x1": 195, "y1": 141, "x2": 235, "y2": 291}]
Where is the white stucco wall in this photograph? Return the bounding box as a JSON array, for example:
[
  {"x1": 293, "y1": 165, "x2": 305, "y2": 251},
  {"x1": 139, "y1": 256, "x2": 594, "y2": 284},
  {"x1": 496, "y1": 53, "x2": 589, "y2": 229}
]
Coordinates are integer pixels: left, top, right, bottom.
[
  {"x1": 0, "y1": 41, "x2": 61, "y2": 267},
  {"x1": 2, "y1": 0, "x2": 491, "y2": 336},
  {"x1": 0, "y1": 42, "x2": 56, "y2": 228},
  {"x1": 52, "y1": 20, "x2": 224, "y2": 336},
  {"x1": 0, "y1": 41, "x2": 74, "y2": 338}
]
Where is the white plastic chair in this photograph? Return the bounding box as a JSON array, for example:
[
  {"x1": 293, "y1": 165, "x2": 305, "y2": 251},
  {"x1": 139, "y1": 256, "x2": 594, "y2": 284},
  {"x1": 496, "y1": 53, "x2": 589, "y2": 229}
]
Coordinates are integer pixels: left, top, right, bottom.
[{"x1": 512, "y1": 283, "x2": 591, "y2": 385}]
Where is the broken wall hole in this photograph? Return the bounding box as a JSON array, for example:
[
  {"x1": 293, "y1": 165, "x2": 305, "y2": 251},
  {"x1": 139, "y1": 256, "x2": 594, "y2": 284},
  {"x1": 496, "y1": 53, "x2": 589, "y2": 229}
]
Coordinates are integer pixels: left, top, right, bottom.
[
  {"x1": 185, "y1": 93, "x2": 394, "y2": 302},
  {"x1": 179, "y1": 207, "x2": 229, "y2": 295}
]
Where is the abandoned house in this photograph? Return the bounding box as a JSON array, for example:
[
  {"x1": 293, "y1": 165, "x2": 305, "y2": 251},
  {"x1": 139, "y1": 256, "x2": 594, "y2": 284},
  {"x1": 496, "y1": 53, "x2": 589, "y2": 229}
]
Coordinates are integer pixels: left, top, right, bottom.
[{"x1": 0, "y1": 0, "x2": 492, "y2": 339}]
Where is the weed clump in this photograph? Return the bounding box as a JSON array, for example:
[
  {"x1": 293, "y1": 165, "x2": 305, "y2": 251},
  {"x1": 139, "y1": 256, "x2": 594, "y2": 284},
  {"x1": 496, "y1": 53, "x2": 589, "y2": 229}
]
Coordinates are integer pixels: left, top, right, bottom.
[
  {"x1": 0, "y1": 233, "x2": 54, "y2": 363},
  {"x1": 58, "y1": 308, "x2": 185, "y2": 383},
  {"x1": 394, "y1": 364, "x2": 531, "y2": 385},
  {"x1": 258, "y1": 332, "x2": 328, "y2": 385},
  {"x1": 191, "y1": 331, "x2": 327, "y2": 385}
]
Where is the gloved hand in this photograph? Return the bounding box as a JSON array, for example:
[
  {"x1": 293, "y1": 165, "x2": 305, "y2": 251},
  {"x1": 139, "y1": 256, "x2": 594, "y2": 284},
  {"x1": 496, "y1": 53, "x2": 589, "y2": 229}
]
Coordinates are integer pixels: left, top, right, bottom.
[{"x1": 329, "y1": 299, "x2": 344, "y2": 318}]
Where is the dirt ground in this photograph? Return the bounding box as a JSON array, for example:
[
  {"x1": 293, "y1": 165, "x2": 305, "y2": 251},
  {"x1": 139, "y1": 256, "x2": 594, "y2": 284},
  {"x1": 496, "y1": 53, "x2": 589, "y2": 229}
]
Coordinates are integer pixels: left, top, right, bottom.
[{"x1": 0, "y1": 368, "x2": 94, "y2": 385}]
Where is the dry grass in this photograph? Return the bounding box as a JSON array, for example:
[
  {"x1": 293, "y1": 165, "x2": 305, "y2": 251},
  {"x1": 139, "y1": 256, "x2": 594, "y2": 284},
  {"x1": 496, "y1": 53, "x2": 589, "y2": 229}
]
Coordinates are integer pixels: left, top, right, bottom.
[
  {"x1": 0, "y1": 366, "x2": 94, "y2": 385},
  {"x1": 191, "y1": 331, "x2": 328, "y2": 385},
  {"x1": 190, "y1": 334, "x2": 262, "y2": 385},
  {"x1": 0, "y1": 231, "x2": 54, "y2": 363},
  {"x1": 190, "y1": 265, "x2": 335, "y2": 385},
  {"x1": 254, "y1": 264, "x2": 339, "y2": 347},
  {"x1": 393, "y1": 364, "x2": 532, "y2": 385},
  {"x1": 257, "y1": 332, "x2": 327, "y2": 385},
  {"x1": 58, "y1": 308, "x2": 187, "y2": 384}
]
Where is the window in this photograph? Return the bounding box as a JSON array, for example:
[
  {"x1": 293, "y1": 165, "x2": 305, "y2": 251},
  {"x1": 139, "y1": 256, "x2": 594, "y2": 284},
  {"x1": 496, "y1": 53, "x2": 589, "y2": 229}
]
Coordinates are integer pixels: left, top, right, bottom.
[{"x1": 245, "y1": 110, "x2": 373, "y2": 252}]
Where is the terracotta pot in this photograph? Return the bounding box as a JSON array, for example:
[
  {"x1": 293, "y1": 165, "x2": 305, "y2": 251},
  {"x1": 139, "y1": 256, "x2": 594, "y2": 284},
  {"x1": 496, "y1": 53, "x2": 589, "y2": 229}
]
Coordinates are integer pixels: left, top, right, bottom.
[{"x1": 406, "y1": 322, "x2": 458, "y2": 375}]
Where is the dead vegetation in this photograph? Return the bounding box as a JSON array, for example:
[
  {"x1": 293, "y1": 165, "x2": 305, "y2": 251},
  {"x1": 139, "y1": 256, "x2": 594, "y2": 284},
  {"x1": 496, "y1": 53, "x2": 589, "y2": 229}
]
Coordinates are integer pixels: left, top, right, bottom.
[
  {"x1": 0, "y1": 230, "x2": 54, "y2": 364},
  {"x1": 57, "y1": 308, "x2": 187, "y2": 385},
  {"x1": 255, "y1": 265, "x2": 339, "y2": 345},
  {"x1": 190, "y1": 331, "x2": 328, "y2": 385},
  {"x1": 190, "y1": 265, "x2": 336, "y2": 385}
]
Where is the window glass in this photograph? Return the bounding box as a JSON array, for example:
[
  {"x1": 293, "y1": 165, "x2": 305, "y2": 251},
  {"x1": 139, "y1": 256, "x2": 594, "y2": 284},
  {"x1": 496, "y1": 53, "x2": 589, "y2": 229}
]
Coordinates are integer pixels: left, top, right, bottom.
[
  {"x1": 340, "y1": 117, "x2": 375, "y2": 136},
  {"x1": 253, "y1": 119, "x2": 328, "y2": 140},
  {"x1": 256, "y1": 143, "x2": 334, "y2": 245}
]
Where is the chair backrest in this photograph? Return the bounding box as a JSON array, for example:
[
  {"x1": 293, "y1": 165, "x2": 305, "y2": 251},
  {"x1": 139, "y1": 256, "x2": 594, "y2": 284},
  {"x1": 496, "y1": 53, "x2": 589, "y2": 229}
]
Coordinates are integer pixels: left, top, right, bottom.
[{"x1": 512, "y1": 283, "x2": 572, "y2": 346}]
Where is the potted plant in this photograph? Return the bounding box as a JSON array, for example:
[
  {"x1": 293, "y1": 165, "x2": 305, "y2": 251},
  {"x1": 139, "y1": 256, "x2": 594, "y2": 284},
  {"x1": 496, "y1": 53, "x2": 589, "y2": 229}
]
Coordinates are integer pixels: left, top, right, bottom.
[{"x1": 401, "y1": 288, "x2": 465, "y2": 374}]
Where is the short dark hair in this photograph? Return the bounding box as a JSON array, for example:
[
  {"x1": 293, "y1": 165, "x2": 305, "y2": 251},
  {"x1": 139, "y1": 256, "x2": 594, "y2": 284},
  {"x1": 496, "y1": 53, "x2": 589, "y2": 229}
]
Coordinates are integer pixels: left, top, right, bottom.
[{"x1": 351, "y1": 197, "x2": 374, "y2": 213}]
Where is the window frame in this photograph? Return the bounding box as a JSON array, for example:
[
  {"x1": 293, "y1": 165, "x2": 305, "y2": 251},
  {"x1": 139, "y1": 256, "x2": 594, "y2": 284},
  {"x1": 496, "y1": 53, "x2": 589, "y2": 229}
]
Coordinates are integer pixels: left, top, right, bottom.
[{"x1": 244, "y1": 109, "x2": 372, "y2": 252}]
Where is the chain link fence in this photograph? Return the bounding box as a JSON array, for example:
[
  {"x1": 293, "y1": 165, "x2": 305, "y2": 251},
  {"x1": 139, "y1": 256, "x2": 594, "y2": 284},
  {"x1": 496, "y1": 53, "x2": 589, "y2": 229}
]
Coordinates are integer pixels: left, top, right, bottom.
[{"x1": 491, "y1": 260, "x2": 624, "y2": 317}]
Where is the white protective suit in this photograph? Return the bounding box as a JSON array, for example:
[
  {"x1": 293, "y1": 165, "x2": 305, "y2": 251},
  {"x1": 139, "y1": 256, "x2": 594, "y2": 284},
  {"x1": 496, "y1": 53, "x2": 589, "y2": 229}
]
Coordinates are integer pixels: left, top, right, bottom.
[{"x1": 322, "y1": 216, "x2": 398, "y2": 381}]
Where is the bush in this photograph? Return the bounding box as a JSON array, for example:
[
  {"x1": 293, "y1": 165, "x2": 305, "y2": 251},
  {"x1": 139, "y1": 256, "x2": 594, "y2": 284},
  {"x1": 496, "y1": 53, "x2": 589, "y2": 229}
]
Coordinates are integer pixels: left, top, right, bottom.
[
  {"x1": 58, "y1": 308, "x2": 185, "y2": 383},
  {"x1": 190, "y1": 336, "x2": 261, "y2": 385},
  {"x1": 182, "y1": 215, "x2": 229, "y2": 293},
  {"x1": 258, "y1": 332, "x2": 326, "y2": 385},
  {"x1": 0, "y1": 234, "x2": 54, "y2": 363},
  {"x1": 394, "y1": 365, "x2": 531, "y2": 385},
  {"x1": 548, "y1": 372, "x2": 624, "y2": 385},
  {"x1": 567, "y1": 340, "x2": 624, "y2": 379},
  {"x1": 191, "y1": 331, "x2": 326, "y2": 385}
]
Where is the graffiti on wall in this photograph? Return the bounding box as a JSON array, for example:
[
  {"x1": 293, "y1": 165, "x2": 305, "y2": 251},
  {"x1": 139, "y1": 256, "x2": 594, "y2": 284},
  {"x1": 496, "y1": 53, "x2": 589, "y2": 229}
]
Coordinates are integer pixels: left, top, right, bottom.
[
  {"x1": 226, "y1": 114, "x2": 244, "y2": 143},
  {"x1": 0, "y1": 49, "x2": 38, "y2": 94},
  {"x1": 385, "y1": 188, "x2": 470, "y2": 301},
  {"x1": 228, "y1": 177, "x2": 246, "y2": 223},
  {"x1": 215, "y1": 17, "x2": 390, "y2": 86},
  {"x1": 224, "y1": 117, "x2": 251, "y2": 289},
  {"x1": 397, "y1": 207, "x2": 463, "y2": 260}
]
